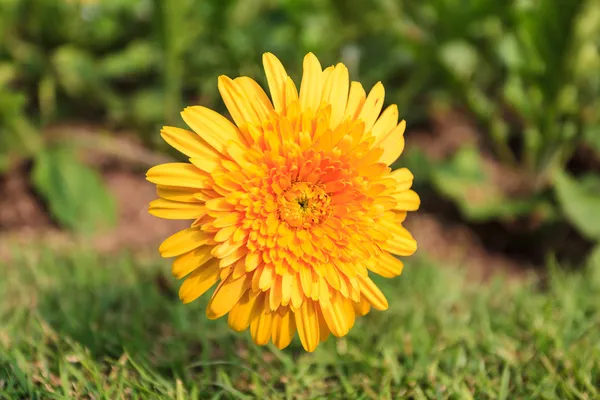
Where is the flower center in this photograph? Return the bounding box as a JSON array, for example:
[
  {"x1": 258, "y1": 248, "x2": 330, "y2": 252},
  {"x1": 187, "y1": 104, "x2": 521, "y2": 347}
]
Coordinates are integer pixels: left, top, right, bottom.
[{"x1": 277, "y1": 182, "x2": 331, "y2": 228}]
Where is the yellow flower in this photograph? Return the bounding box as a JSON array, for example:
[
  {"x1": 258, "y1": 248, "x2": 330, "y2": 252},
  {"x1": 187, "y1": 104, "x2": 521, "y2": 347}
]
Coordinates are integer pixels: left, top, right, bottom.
[{"x1": 147, "y1": 53, "x2": 420, "y2": 352}]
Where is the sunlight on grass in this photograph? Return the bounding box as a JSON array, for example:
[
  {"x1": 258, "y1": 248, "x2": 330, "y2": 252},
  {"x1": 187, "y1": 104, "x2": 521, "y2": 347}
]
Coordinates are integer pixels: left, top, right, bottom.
[{"x1": 1, "y1": 249, "x2": 599, "y2": 398}]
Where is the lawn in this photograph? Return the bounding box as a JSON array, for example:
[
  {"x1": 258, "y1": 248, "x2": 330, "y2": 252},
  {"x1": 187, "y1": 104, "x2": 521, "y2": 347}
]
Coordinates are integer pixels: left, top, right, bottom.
[{"x1": 1, "y1": 249, "x2": 599, "y2": 399}]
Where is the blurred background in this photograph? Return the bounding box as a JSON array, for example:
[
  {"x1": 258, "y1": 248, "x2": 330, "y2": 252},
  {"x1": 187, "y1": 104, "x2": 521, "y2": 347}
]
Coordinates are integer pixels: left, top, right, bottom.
[
  {"x1": 1, "y1": 0, "x2": 600, "y2": 397},
  {"x1": 1, "y1": 0, "x2": 599, "y2": 276}
]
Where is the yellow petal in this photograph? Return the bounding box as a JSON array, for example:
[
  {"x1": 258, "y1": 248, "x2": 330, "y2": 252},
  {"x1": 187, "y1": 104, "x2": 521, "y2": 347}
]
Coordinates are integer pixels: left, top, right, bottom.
[
  {"x1": 250, "y1": 302, "x2": 273, "y2": 346},
  {"x1": 147, "y1": 163, "x2": 210, "y2": 189},
  {"x1": 317, "y1": 307, "x2": 330, "y2": 344},
  {"x1": 352, "y1": 296, "x2": 371, "y2": 316},
  {"x1": 378, "y1": 120, "x2": 406, "y2": 165},
  {"x1": 211, "y1": 237, "x2": 243, "y2": 259},
  {"x1": 172, "y1": 245, "x2": 214, "y2": 279},
  {"x1": 213, "y1": 225, "x2": 237, "y2": 243},
  {"x1": 228, "y1": 290, "x2": 261, "y2": 331},
  {"x1": 212, "y1": 212, "x2": 242, "y2": 228},
  {"x1": 218, "y1": 75, "x2": 262, "y2": 129},
  {"x1": 271, "y1": 308, "x2": 296, "y2": 350},
  {"x1": 149, "y1": 199, "x2": 206, "y2": 220},
  {"x1": 160, "y1": 126, "x2": 221, "y2": 172},
  {"x1": 300, "y1": 268, "x2": 312, "y2": 298},
  {"x1": 321, "y1": 63, "x2": 349, "y2": 129},
  {"x1": 321, "y1": 291, "x2": 354, "y2": 337},
  {"x1": 245, "y1": 252, "x2": 261, "y2": 272},
  {"x1": 235, "y1": 76, "x2": 274, "y2": 122},
  {"x1": 207, "y1": 274, "x2": 251, "y2": 320},
  {"x1": 178, "y1": 259, "x2": 220, "y2": 304},
  {"x1": 283, "y1": 76, "x2": 299, "y2": 111},
  {"x1": 295, "y1": 299, "x2": 320, "y2": 352},
  {"x1": 368, "y1": 252, "x2": 404, "y2": 278},
  {"x1": 262, "y1": 52, "x2": 288, "y2": 113},
  {"x1": 157, "y1": 185, "x2": 202, "y2": 203},
  {"x1": 280, "y1": 272, "x2": 293, "y2": 306},
  {"x1": 357, "y1": 274, "x2": 388, "y2": 311},
  {"x1": 291, "y1": 271, "x2": 305, "y2": 309},
  {"x1": 389, "y1": 167, "x2": 414, "y2": 191},
  {"x1": 392, "y1": 190, "x2": 420, "y2": 211},
  {"x1": 269, "y1": 276, "x2": 283, "y2": 310},
  {"x1": 259, "y1": 264, "x2": 274, "y2": 291},
  {"x1": 299, "y1": 52, "x2": 323, "y2": 113},
  {"x1": 345, "y1": 81, "x2": 366, "y2": 121},
  {"x1": 205, "y1": 197, "x2": 235, "y2": 212},
  {"x1": 371, "y1": 105, "x2": 398, "y2": 143},
  {"x1": 159, "y1": 228, "x2": 210, "y2": 258},
  {"x1": 190, "y1": 157, "x2": 221, "y2": 174},
  {"x1": 180, "y1": 106, "x2": 245, "y2": 155},
  {"x1": 380, "y1": 224, "x2": 418, "y2": 256},
  {"x1": 358, "y1": 82, "x2": 385, "y2": 132},
  {"x1": 219, "y1": 246, "x2": 248, "y2": 269}
]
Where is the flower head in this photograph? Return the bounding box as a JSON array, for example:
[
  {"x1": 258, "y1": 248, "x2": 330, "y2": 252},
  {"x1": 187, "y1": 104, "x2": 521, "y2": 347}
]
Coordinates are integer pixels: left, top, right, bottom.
[{"x1": 147, "y1": 53, "x2": 420, "y2": 352}]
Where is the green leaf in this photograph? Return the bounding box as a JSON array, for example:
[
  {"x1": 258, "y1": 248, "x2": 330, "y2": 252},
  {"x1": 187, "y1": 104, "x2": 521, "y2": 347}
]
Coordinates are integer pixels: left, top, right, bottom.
[
  {"x1": 99, "y1": 41, "x2": 160, "y2": 79},
  {"x1": 584, "y1": 126, "x2": 600, "y2": 156},
  {"x1": 395, "y1": 147, "x2": 435, "y2": 184},
  {"x1": 497, "y1": 34, "x2": 522, "y2": 70},
  {"x1": 31, "y1": 146, "x2": 116, "y2": 233},
  {"x1": 52, "y1": 46, "x2": 103, "y2": 97},
  {"x1": 554, "y1": 171, "x2": 600, "y2": 240},
  {"x1": 588, "y1": 244, "x2": 600, "y2": 269},
  {"x1": 438, "y1": 40, "x2": 479, "y2": 81},
  {"x1": 431, "y1": 146, "x2": 554, "y2": 221},
  {"x1": 131, "y1": 88, "x2": 165, "y2": 127}
]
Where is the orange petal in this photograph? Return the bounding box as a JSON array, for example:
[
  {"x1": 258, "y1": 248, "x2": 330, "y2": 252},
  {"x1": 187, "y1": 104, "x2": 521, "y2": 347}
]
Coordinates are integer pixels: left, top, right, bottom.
[
  {"x1": 172, "y1": 245, "x2": 214, "y2": 279},
  {"x1": 357, "y1": 274, "x2": 388, "y2": 310},
  {"x1": 250, "y1": 296, "x2": 273, "y2": 345},
  {"x1": 228, "y1": 290, "x2": 261, "y2": 331},
  {"x1": 178, "y1": 258, "x2": 220, "y2": 304},
  {"x1": 271, "y1": 308, "x2": 296, "y2": 350},
  {"x1": 159, "y1": 228, "x2": 210, "y2": 258},
  {"x1": 368, "y1": 252, "x2": 404, "y2": 278},
  {"x1": 149, "y1": 199, "x2": 206, "y2": 220},
  {"x1": 262, "y1": 52, "x2": 288, "y2": 113},
  {"x1": 160, "y1": 126, "x2": 221, "y2": 172},
  {"x1": 181, "y1": 106, "x2": 246, "y2": 155},
  {"x1": 295, "y1": 299, "x2": 320, "y2": 352},
  {"x1": 207, "y1": 274, "x2": 251, "y2": 319},
  {"x1": 371, "y1": 105, "x2": 398, "y2": 143},
  {"x1": 299, "y1": 52, "x2": 324, "y2": 113},
  {"x1": 147, "y1": 163, "x2": 210, "y2": 189},
  {"x1": 358, "y1": 82, "x2": 385, "y2": 132},
  {"x1": 378, "y1": 120, "x2": 406, "y2": 165}
]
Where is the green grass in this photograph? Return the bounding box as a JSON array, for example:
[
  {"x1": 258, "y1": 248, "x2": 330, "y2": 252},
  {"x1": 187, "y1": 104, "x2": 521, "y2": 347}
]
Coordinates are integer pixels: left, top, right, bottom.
[{"x1": 1, "y1": 249, "x2": 599, "y2": 399}]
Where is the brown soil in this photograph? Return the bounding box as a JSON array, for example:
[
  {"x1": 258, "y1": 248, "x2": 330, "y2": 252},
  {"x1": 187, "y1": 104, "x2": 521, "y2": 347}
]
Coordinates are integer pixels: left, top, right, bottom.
[
  {"x1": 407, "y1": 106, "x2": 535, "y2": 196},
  {"x1": 404, "y1": 213, "x2": 532, "y2": 283},
  {"x1": 0, "y1": 168, "x2": 188, "y2": 258},
  {"x1": 0, "y1": 125, "x2": 187, "y2": 259}
]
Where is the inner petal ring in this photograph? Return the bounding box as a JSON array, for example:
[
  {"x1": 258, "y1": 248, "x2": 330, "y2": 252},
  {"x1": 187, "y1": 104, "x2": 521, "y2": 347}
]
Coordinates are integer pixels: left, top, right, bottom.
[{"x1": 276, "y1": 182, "x2": 331, "y2": 228}]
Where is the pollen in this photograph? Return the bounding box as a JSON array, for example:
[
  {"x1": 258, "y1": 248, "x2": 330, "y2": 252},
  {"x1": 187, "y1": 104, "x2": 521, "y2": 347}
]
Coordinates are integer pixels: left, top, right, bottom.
[{"x1": 277, "y1": 182, "x2": 331, "y2": 228}]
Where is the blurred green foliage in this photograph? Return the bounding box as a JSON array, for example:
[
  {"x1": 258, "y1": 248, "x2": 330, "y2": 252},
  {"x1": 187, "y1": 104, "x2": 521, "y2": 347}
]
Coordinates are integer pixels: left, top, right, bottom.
[{"x1": 0, "y1": 0, "x2": 599, "y2": 253}]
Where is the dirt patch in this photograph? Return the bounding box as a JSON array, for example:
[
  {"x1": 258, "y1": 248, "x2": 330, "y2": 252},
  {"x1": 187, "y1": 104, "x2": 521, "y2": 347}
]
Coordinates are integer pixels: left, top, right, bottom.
[
  {"x1": 0, "y1": 163, "x2": 52, "y2": 231},
  {"x1": 407, "y1": 107, "x2": 535, "y2": 196},
  {"x1": 0, "y1": 125, "x2": 186, "y2": 259},
  {"x1": 404, "y1": 107, "x2": 593, "y2": 273},
  {"x1": 404, "y1": 213, "x2": 533, "y2": 283},
  {"x1": 94, "y1": 171, "x2": 189, "y2": 253},
  {"x1": 0, "y1": 168, "x2": 188, "y2": 259}
]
